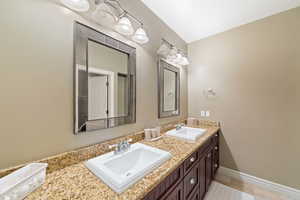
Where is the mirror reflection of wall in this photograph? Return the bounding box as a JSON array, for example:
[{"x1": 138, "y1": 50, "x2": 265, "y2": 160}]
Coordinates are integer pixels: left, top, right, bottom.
[
  {"x1": 87, "y1": 40, "x2": 129, "y2": 120},
  {"x1": 75, "y1": 22, "x2": 136, "y2": 133},
  {"x1": 163, "y1": 69, "x2": 176, "y2": 111},
  {"x1": 158, "y1": 59, "x2": 180, "y2": 118}
]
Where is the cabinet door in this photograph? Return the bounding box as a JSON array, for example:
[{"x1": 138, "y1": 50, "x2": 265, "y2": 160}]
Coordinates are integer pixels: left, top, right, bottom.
[
  {"x1": 198, "y1": 156, "x2": 206, "y2": 199},
  {"x1": 187, "y1": 190, "x2": 200, "y2": 200},
  {"x1": 205, "y1": 149, "x2": 213, "y2": 192},
  {"x1": 163, "y1": 182, "x2": 184, "y2": 200},
  {"x1": 184, "y1": 162, "x2": 199, "y2": 199}
]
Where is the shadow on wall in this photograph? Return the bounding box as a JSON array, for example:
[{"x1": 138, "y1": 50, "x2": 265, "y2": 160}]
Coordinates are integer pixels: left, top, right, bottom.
[
  {"x1": 219, "y1": 128, "x2": 238, "y2": 170},
  {"x1": 218, "y1": 128, "x2": 250, "y2": 191}
]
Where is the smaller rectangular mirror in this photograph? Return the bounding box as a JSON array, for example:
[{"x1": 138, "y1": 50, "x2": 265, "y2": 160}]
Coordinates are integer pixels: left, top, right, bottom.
[{"x1": 158, "y1": 59, "x2": 180, "y2": 118}]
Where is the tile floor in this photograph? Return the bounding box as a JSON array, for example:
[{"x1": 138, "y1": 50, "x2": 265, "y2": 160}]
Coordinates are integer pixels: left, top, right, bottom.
[{"x1": 215, "y1": 175, "x2": 290, "y2": 200}]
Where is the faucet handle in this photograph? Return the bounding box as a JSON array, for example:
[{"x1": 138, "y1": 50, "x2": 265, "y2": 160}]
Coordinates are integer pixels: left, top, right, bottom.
[
  {"x1": 108, "y1": 144, "x2": 118, "y2": 149},
  {"x1": 174, "y1": 123, "x2": 184, "y2": 127},
  {"x1": 123, "y1": 138, "x2": 133, "y2": 146}
]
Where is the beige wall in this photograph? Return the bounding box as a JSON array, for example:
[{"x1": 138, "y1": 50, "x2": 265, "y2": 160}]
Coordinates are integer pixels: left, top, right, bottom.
[
  {"x1": 0, "y1": 0, "x2": 187, "y2": 169},
  {"x1": 188, "y1": 7, "x2": 300, "y2": 189}
]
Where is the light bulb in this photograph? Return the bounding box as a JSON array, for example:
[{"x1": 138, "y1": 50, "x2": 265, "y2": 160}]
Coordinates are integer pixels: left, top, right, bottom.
[{"x1": 60, "y1": 0, "x2": 90, "y2": 12}]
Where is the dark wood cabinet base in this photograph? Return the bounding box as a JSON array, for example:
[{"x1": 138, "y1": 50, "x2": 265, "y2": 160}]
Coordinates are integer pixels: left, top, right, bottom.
[{"x1": 143, "y1": 131, "x2": 220, "y2": 200}]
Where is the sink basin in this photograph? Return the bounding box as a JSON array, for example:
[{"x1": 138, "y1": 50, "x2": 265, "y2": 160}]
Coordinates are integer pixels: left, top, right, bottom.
[
  {"x1": 84, "y1": 143, "x2": 171, "y2": 193},
  {"x1": 166, "y1": 127, "x2": 207, "y2": 142}
]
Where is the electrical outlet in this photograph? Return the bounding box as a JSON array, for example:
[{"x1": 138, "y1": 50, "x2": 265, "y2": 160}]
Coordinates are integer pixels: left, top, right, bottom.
[
  {"x1": 200, "y1": 111, "x2": 205, "y2": 117},
  {"x1": 206, "y1": 111, "x2": 210, "y2": 117}
]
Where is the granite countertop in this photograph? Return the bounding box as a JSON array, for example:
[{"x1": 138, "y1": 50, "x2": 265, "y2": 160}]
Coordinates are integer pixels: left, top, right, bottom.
[{"x1": 25, "y1": 125, "x2": 219, "y2": 200}]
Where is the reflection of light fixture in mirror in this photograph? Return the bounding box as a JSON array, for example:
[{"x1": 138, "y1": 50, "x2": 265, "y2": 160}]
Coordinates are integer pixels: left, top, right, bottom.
[
  {"x1": 158, "y1": 39, "x2": 190, "y2": 66},
  {"x1": 60, "y1": 0, "x2": 90, "y2": 12},
  {"x1": 115, "y1": 16, "x2": 134, "y2": 35},
  {"x1": 179, "y1": 56, "x2": 189, "y2": 66},
  {"x1": 173, "y1": 53, "x2": 183, "y2": 64},
  {"x1": 167, "y1": 46, "x2": 177, "y2": 60},
  {"x1": 132, "y1": 27, "x2": 149, "y2": 44}
]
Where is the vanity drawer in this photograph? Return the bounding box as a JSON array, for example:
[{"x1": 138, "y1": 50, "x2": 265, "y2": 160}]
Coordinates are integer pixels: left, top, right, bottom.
[
  {"x1": 184, "y1": 151, "x2": 198, "y2": 173},
  {"x1": 184, "y1": 163, "x2": 199, "y2": 199}
]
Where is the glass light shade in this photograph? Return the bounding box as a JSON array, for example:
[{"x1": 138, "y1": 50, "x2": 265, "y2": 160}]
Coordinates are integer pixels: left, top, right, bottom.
[
  {"x1": 173, "y1": 53, "x2": 183, "y2": 64},
  {"x1": 115, "y1": 17, "x2": 134, "y2": 35},
  {"x1": 157, "y1": 43, "x2": 170, "y2": 57},
  {"x1": 179, "y1": 56, "x2": 190, "y2": 66},
  {"x1": 61, "y1": 0, "x2": 90, "y2": 12},
  {"x1": 132, "y1": 27, "x2": 149, "y2": 44},
  {"x1": 92, "y1": 3, "x2": 117, "y2": 27},
  {"x1": 167, "y1": 47, "x2": 178, "y2": 60}
]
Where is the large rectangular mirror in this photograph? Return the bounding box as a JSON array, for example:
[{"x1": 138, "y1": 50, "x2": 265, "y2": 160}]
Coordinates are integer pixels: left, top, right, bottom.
[
  {"x1": 74, "y1": 22, "x2": 136, "y2": 134},
  {"x1": 158, "y1": 59, "x2": 180, "y2": 118}
]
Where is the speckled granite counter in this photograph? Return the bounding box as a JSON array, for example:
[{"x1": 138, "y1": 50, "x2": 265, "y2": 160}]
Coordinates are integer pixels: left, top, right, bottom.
[{"x1": 24, "y1": 124, "x2": 219, "y2": 200}]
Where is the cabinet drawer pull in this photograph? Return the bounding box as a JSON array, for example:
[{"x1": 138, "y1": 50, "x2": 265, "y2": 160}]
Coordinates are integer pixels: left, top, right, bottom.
[
  {"x1": 215, "y1": 146, "x2": 218, "y2": 150},
  {"x1": 190, "y1": 157, "x2": 195, "y2": 162},
  {"x1": 190, "y1": 178, "x2": 196, "y2": 185}
]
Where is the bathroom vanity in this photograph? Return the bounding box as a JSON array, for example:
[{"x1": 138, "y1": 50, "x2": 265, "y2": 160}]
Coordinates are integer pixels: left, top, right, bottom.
[
  {"x1": 0, "y1": 122, "x2": 219, "y2": 200},
  {"x1": 143, "y1": 131, "x2": 219, "y2": 200}
]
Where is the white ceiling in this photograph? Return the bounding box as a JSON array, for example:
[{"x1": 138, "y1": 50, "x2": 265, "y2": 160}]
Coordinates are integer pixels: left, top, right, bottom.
[{"x1": 141, "y1": 0, "x2": 300, "y2": 43}]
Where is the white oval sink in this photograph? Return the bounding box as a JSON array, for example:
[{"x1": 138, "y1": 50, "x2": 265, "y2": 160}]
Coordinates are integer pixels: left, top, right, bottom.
[
  {"x1": 84, "y1": 143, "x2": 171, "y2": 193},
  {"x1": 166, "y1": 127, "x2": 207, "y2": 142}
]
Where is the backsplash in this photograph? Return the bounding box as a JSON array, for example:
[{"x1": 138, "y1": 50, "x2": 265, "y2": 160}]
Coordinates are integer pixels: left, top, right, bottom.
[{"x1": 0, "y1": 118, "x2": 193, "y2": 178}]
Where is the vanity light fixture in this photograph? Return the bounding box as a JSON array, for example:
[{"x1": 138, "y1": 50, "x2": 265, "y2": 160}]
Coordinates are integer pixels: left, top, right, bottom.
[
  {"x1": 157, "y1": 39, "x2": 190, "y2": 66},
  {"x1": 93, "y1": 0, "x2": 149, "y2": 44},
  {"x1": 60, "y1": 0, "x2": 90, "y2": 12}
]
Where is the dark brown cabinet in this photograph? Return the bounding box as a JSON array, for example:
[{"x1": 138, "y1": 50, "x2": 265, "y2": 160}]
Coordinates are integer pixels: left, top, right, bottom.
[
  {"x1": 143, "y1": 131, "x2": 220, "y2": 200},
  {"x1": 205, "y1": 149, "x2": 213, "y2": 192},
  {"x1": 198, "y1": 156, "x2": 206, "y2": 199},
  {"x1": 163, "y1": 182, "x2": 184, "y2": 200},
  {"x1": 187, "y1": 190, "x2": 201, "y2": 200},
  {"x1": 184, "y1": 162, "x2": 199, "y2": 199}
]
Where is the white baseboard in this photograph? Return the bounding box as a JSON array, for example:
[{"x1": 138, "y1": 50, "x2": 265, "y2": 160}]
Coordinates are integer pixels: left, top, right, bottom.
[{"x1": 216, "y1": 166, "x2": 300, "y2": 200}]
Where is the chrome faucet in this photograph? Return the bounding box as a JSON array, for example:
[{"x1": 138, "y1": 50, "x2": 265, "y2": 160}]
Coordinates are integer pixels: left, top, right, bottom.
[
  {"x1": 109, "y1": 139, "x2": 132, "y2": 155},
  {"x1": 175, "y1": 123, "x2": 185, "y2": 131}
]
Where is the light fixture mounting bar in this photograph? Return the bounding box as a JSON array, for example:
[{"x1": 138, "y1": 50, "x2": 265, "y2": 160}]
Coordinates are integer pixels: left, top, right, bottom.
[{"x1": 102, "y1": 0, "x2": 143, "y2": 26}]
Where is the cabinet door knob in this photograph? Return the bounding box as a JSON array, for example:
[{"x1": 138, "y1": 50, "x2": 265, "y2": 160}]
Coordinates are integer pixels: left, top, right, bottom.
[
  {"x1": 190, "y1": 178, "x2": 196, "y2": 185},
  {"x1": 207, "y1": 153, "x2": 211, "y2": 158},
  {"x1": 215, "y1": 146, "x2": 218, "y2": 150},
  {"x1": 215, "y1": 134, "x2": 218, "y2": 137},
  {"x1": 190, "y1": 157, "x2": 195, "y2": 162},
  {"x1": 214, "y1": 164, "x2": 218, "y2": 168}
]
